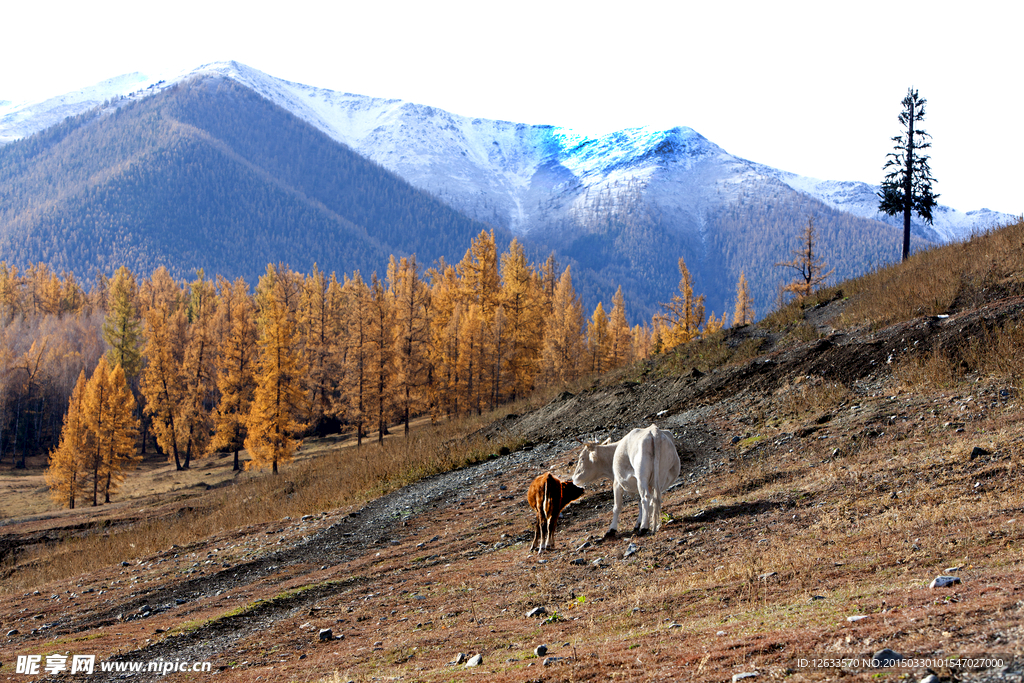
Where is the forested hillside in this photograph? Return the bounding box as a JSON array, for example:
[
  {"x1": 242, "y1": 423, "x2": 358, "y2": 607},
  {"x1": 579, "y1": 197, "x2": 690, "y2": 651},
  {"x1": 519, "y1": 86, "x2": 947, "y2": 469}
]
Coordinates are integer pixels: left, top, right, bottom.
[
  {"x1": 0, "y1": 77, "x2": 506, "y2": 285},
  {"x1": 0, "y1": 233, "x2": 647, "y2": 484}
]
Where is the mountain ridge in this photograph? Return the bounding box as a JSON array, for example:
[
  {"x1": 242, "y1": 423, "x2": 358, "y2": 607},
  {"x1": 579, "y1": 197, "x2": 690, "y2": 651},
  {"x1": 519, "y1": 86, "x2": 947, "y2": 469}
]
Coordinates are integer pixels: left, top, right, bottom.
[{"x1": 1, "y1": 61, "x2": 1016, "y2": 321}]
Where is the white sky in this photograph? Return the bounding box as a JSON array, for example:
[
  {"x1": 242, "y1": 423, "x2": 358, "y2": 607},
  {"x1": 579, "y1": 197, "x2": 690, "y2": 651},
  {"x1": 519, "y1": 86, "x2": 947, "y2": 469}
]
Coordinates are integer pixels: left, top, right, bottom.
[{"x1": 2, "y1": 0, "x2": 1020, "y2": 214}]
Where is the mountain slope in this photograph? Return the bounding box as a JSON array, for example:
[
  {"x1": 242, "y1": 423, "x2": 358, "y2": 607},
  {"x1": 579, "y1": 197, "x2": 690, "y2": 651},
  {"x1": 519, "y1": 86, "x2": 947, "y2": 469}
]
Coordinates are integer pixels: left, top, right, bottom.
[{"x1": 0, "y1": 76, "x2": 502, "y2": 284}]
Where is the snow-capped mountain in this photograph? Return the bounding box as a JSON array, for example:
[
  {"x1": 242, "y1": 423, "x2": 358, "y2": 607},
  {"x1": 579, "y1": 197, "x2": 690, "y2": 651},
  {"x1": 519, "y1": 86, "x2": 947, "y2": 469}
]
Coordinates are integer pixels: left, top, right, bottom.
[{"x1": 1, "y1": 61, "x2": 1012, "y2": 245}]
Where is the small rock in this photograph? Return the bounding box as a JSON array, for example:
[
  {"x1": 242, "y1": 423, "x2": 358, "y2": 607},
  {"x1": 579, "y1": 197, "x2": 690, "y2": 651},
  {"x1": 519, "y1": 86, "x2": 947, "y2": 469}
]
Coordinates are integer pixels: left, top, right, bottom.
[
  {"x1": 969, "y1": 446, "x2": 991, "y2": 459},
  {"x1": 450, "y1": 652, "x2": 466, "y2": 665},
  {"x1": 465, "y1": 653, "x2": 483, "y2": 667},
  {"x1": 543, "y1": 656, "x2": 566, "y2": 666},
  {"x1": 871, "y1": 648, "x2": 903, "y2": 667},
  {"x1": 716, "y1": 630, "x2": 727, "y2": 636},
  {"x1": 6, "y1": 629, "x2": 19, "y2": 637},
  {"x1": 919, "y1": 675, "x2": 939, "y2": 683},
  {"x1": 534, "y1": 644, "x2": 548, "y2": 657},
  {"x1": 732, "y1": 673, "x2": 759, "y2": 682},
  {"x1": 758, "y1": 572, "x2": 777, "y2": 581},
  {"x1": 576, "y1": 541, "x2": 593, "y2": 551},
  {"x1": 318, "y1": 628, "x2": 333, "y2": 642},
  {"x1": 569, "y1": 558, "x2": 587, "y2": 566},
  {"x1": 138, "y1": 604, "x2": 151, "y2": 614},
  {"x1": 731, "y1": 436, "x2": 742, "y2": 444},
  {"x1": 847, "y1": 615, "x2": 869, "y2": 622},
  {"x1": 809, "y1": 595, "x2": 826, "y2": 602},
  {"x1": 929, "y1": 575, "x2": 961, "y2": 589},
  {"x1": 120, "y1": 561, "x2": 131, "y2": 567},
  {"x1": 623, "y1": 543, "x2": 639, "y2": 559},
  {"x1": 526, "y1": 606, "x2": 547, "y2": 618}
]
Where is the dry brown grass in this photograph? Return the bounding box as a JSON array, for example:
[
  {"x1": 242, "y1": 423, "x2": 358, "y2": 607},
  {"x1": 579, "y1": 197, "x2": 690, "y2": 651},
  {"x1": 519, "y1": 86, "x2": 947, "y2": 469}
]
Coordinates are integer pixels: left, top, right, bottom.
[
  {"x1": 839, "y1": 218, "x2": 1024, "y2": 329},
  {"x1": 1, "y1": 413, "x2": 524, "y2": 593}
]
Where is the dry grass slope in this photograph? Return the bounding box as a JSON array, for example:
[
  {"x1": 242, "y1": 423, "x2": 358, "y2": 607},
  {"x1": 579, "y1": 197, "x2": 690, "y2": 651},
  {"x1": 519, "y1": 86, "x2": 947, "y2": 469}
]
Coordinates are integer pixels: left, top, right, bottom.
[{"x1": 1, "y1": 218, "x2": 1023, "y2": 682}]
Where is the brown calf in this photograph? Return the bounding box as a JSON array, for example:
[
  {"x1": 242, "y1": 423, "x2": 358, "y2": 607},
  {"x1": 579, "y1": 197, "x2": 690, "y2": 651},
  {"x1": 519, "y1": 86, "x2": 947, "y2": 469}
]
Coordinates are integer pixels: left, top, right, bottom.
[{"x1": 528, "y1": 472, "x2": 585, "y2": 553}]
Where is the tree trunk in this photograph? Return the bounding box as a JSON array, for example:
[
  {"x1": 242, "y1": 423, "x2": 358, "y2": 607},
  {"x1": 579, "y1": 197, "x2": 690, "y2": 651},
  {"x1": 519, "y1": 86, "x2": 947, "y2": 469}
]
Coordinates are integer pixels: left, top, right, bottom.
[{"x1": 902, "y1": 101, "x2": 916, "y2": 262}]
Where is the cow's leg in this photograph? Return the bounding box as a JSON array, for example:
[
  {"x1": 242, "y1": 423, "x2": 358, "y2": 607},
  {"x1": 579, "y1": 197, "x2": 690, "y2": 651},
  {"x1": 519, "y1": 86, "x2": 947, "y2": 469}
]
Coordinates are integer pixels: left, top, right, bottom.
[
  {"x1": 546, "y1": 510, "x2": 557, "y2": 550},
  {"x1": 605, "y1": 483, "x2": 625, "y2": 540},
  {"x1": 634, "y1": 484, "x2": 659, "y2": 536},
  {"x1": 531, "y1": 514, "x2": 542, "y2": 552},
  {"x1": 651, "y1": 488, "x2": 663, "y2": 533}
]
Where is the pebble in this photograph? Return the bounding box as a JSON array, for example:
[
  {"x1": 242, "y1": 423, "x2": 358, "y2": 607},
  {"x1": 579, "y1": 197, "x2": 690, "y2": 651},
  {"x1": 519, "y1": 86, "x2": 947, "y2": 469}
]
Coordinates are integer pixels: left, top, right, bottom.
[
  {"x1": 732, "y1": 673, "x2": 759, "y2": 682},
  {"x1": 929, "y1": 575, "x2": 961, "y2": 589},
  {"x1": 623, "y1": 543, "x2": 639, "y2": 559},
  {"x1": 465, "y1": 653, "x2": 483, "y2": 667},
  {"x1": 450, "y1": 652, "x2": 466, "y2": 665},
  {"x1": 318, "y1": 628, "x2": 333, "y2": 642},
  {"x1": 871, "y1": 648, "x2": 903, "y2": 667},
  {"x1": 534, "y1": 644, "x2": 548, "y2": 657},
  {"x1": 526, "y1": 607, "x2": 547, "y2": 618}
]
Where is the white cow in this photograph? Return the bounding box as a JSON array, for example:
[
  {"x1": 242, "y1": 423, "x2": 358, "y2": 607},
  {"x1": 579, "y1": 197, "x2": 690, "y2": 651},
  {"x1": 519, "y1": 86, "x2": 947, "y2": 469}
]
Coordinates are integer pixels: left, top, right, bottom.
[{"x1": 572, "y1": 425, "x2": 681, "y2": 538}]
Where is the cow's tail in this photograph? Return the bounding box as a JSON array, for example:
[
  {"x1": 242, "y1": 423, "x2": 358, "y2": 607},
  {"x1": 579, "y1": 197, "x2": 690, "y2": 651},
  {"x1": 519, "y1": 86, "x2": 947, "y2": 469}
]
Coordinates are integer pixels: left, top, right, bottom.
[{"x1": 644, "y1": 431, "x2": 660, "y2": 531}]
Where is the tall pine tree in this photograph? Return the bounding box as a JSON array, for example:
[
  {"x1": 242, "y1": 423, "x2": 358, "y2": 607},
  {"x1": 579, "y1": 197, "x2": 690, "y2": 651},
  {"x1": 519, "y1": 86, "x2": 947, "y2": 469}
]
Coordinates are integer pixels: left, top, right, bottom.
[{"x1": 878, "y1": 87, "x2": 939, "y2": 261}]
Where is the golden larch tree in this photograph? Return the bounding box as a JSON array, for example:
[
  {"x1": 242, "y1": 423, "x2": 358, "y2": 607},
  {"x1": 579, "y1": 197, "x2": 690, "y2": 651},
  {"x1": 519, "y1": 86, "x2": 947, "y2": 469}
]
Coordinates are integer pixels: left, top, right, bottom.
[
  {"x1": 340, "y1": 272, "x2": 371, "y2": 444},
  {"x1": 179, "y1": 271, "x2": 217, "y2": 469},
  {"x1": 426, "y1": 262, "x2": 463, "y2": 419},
  {"x1": 732, "y1": 271, "x2": 756, "y2": 327},
  {"x1": 656, "y1": 256, "x2": 705, "y2": 349},
  {"x1": 541, "y1": 266, "x2": 585, "y2": 384},
  {"x1": 586, "y1": 302, "x2": 610, "y2": 375},
  {"x1": 299, "y1": 265, "x2": 343, "y2": 434},
  {"x1": 45, "y1": 370, "x2": 90, "y2": 509},
  {"x1": 100, "y1": 363, "x2": 140, "y2": 503},
  {"x1": 499, "y1": 240, "x2": 546, "y2": 400},
  {"x1": 209, "y1": 276, "x2": 258, "y2": 471},
  {"x1": 777, "y1": 216, "x2": 834, "y2": 301},
  {"x1": 140, "y1": 267, "x2": 187, "y2": 470},
  {"x1": 388, "y1": 255, "x2": 431, "y2": 435},
  {"x1": 365, "y1": 272, "x2": 396, "y2": 443},
  {"x1": 245, "y1": 264, "x2": 307, "y2": 473},
  {"x1": 606, "y1": 286, "x2": 633, "y2": 370},
  {"x1": 81, "y1": 358, "x2": 140, "y2": 505}
]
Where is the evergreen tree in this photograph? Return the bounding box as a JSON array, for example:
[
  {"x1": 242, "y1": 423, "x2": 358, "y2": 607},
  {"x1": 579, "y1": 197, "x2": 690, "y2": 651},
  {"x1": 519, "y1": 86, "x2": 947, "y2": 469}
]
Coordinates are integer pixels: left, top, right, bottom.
[
  {"x1": 878, "y1": 87, "x2": 939, "y2": 261},
  {"x1": 102, "y1": 266, "x2": 143, "y2": 381}
]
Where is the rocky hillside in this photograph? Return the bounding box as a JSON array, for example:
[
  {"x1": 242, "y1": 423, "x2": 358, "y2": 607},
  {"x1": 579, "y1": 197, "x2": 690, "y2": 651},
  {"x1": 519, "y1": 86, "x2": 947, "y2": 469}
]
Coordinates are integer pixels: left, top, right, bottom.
[{"x1": 2, "y1": 223, "x2": 1024, "y2": 681}]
